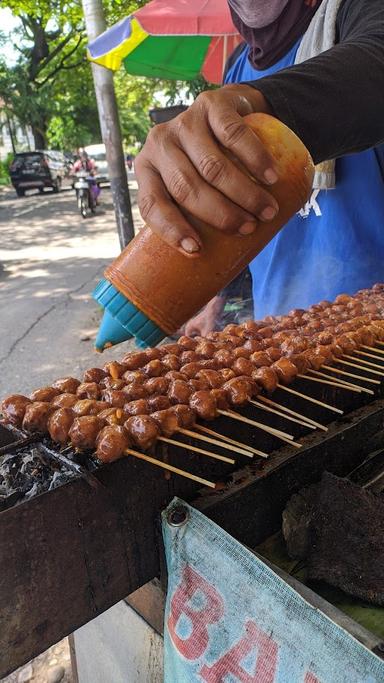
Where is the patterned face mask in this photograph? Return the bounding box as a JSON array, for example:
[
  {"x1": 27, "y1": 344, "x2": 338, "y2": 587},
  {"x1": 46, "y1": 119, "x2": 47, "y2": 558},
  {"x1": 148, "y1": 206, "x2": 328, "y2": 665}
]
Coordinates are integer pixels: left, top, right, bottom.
[{"x1": 227, "y1": 0, "x2": 321, "y2": 69}]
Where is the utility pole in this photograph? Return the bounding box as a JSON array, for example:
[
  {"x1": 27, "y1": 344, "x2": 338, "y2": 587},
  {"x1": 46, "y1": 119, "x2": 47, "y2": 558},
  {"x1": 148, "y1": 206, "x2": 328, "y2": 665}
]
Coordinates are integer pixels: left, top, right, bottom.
[{"x1": 82, "y1": 0, "x2": 135, "y2": 249}]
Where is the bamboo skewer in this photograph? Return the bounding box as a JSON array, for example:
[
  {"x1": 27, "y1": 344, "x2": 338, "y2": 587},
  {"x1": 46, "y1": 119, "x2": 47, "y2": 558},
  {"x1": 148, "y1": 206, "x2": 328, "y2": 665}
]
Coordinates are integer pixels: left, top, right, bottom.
[
  {"x1": 361, "y1": 345, "x2": 384, "y2": 355},
  {"x1": 297, "y1": 373, "x2": 360, "y2": 392},
  {"x1": 353, "y1": 350, "x2": 384, "y2": 365},
  {"x1": 308, "y1": 369, "x2": 374, "y2": 395},
  {"x1": 158, "y1": 436, "x2": 235, "y2": 464},
  {"x1": 178, "y1": 428, "x2": 253, "y2": 458},
  {"x1": 218, "y1": 409, "x2": 294, "y2": 440},
  {"x1": 321, "y1": 365, "x2": 380, "y2": 385},
  {"x1": 125, "y1": 448, "x2": 216, "y2": 488},
  {"x1": 249, "y1": 399, "x2": 315, "y2": 429},
  {"x1": 335, "y1": 359, "x2": 383, "y2": 376},
  {"x1": 277, "y1": 384, "x2": 343, "y2": 414},
  {"x1": 195, "y1": 425, "x2": 268, "y2": 459},
  {"x1": 257, "y1": 395, "x2": 328, "y2": 431},
  {"x1": 345, "y1": 353, "x2": 384, "y2": 370},
  {"x1": 218, "y1": 410, "x2": 302, "y2": 448}
]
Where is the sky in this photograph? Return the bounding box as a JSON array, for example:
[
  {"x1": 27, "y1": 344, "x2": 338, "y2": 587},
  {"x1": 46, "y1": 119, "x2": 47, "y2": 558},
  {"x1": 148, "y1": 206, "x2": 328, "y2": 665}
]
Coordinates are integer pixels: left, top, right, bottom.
[{"x1": 0, "y1": 8, "x2": 21, "y2": 65}]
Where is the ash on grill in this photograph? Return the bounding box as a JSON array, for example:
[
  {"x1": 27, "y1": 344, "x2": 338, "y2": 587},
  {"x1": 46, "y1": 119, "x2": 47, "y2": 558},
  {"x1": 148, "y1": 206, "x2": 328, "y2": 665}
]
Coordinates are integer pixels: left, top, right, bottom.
[{"x1": 0, "y1": 432, "x2": 100, "y2": 510}]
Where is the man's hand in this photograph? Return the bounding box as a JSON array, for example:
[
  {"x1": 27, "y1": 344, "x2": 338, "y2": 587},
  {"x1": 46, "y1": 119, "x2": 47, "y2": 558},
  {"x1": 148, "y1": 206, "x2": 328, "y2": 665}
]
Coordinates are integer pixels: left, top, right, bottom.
[
  {"x1": 182, "y1": 296, "x2": 226, "y2": 337},
  {"x1": 135, "y1": 84, "x2": 279, "y2": 257}
]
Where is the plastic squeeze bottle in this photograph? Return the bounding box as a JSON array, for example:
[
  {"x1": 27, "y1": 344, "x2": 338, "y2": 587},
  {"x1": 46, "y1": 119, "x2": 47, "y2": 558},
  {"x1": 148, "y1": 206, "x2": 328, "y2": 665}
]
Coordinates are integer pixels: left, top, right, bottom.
[{"x1": 94, "y1": 113, "x2": 314, "y2": 350}]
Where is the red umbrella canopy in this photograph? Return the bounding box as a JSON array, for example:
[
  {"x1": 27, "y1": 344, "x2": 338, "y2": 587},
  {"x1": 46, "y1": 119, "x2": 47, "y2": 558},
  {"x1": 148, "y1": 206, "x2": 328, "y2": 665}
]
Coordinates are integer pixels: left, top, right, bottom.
[{"x1": 88, "y1": 0, "x2": 242, "y2": 84}]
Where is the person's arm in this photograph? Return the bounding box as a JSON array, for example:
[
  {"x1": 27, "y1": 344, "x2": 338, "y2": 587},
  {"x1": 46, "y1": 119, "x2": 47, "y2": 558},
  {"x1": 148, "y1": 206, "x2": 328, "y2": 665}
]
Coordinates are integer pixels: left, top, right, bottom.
[
  {"x1": 250, "y1": 0, "x2": 384, "y2": 163},
  {"x1": 135, "y1": 0, "x2": 384, "y2": 253}
]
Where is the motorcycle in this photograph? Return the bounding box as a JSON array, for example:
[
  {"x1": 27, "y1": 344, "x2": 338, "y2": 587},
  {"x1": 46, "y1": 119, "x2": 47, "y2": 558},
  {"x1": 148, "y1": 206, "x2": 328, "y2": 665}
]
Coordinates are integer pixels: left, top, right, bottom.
[{"x1": 74, "y1": 171, "x2": 98, "y2": 218}]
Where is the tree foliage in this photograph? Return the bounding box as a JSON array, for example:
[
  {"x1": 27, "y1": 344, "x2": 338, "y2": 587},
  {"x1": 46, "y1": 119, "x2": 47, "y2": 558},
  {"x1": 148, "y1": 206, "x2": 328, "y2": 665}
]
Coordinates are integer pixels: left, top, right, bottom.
[{"x1": 0, "y1": 0, "x2": 217, "y2": 153}]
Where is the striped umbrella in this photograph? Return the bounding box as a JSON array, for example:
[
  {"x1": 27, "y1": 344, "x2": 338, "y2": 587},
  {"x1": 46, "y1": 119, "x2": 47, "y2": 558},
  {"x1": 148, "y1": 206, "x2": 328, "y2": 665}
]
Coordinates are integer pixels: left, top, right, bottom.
[{"x1": 87, "y1": 0, "x2": 241, "y2": 84}]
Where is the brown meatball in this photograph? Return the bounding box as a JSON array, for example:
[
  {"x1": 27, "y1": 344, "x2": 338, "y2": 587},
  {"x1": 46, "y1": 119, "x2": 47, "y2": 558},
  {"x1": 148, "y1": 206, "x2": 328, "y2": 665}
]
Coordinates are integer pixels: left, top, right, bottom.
[
  {"x1": 148, "y1": 395, "x2": 171, "y2": 412},
  {"x1": 170, "y1": 405, "x2": 196, "y2": 428},
  {"x1": 218, "y1": 368, "x2": 236, "y2": 382},
  {"x1": 52, "y1": 393, "x2": 78, "y2": 409},
  {"x1": 223, "y1": 377, "x2": 255, "y2": 406},
  {"x1": 122, "y1": 384, "x2": 148, "y2": 401},
  {"x1": 144, "y1": 348, "x2": 163, "y2": 361},
  {"x1": 158, "y1": 342, "x2": 181, "y2": 356},
  {"x1": 142, "y1": 360, "x2": 164, "y2": 377},
  {"x1": 168, "y1": 380, "x2": 192, "y2": 405},
  {"x1": 233, "y1": 347, "x2": 251, "y2": 360},
  {"x1": 189, "y1": 391, "x2": 217, "y2": 421},
  {"x1": 52, "y1": 377, "x2": 80, "y2": 394},
  {"x1": 48, "y1": 408, "x2": 74, "y2": 444},
  {"x1": 98, "y1": 407, "x2": 125, "y2": 425},
  {"x1": 180, "y1": 350, "x2": 200, "y2": 365},
  {"x1": 232, "y1": 357, "x2": 254, "y2": 377},
  {"x1": 195, "y1": 341, "x2": 218, "y2": 358},
  {"x1": 165, "y1": 370, "x2": 188, "y2": 382},
  {"x1": 177, "y1": 336, "x2": 197, "y2": 350},
  {"x1": 30, "y1": 386, "x2": 61, "y2": 403},
  {"x1": 315, "y1": 331, "x2": 334, "y2": 346},
  {"x1": 302, "y1": 351, "x2": 326, "y2": 371},
  {"x1": 222, "y1": 323, "x2": 242, "y2": 337},
  {"x1": 252, "y1": 367, "x2": 278, "y2": 394},
  {"x1": 144, "y1": 377, "x2": 170, "y2": 396},
  {"x1": 250, "y1": 351, "x2": 271, "y2": 368},
  {"x1": 69, "y1": 415, "x2": 104, "y2": 450},
  {"x1": 180, "y1": 362, "x2": 205, "y2": 378},
  {"x1": 151, "y1": 408, "x2": 179, "y2": 436},
  {"x1": 73, "y1": 399, "x2": 104, "y2": 416},
  {"x1": 243, "y1": 339, "x2": 262, "y2": 353},
  {"x1": 121, "y1": 351, "x2": 147, "y2": 370},
  {"x1": 100, "y1": 377, "x2": 126, "y2": 390},
  {"x1": 188, "y1": 378, "x2": 210, "y2": 391},
  {"x1": 1, "y1": 394, "x2": 31, "y2": 426},
  {"x1": 289, "y1": 354, "x2": 309, "y2": 375},
  {"x1": 162, "y1": 354, "x2": 181, "y2": 371},
  {"x1": 76, "y1": 382, "x2": 101, "y2": 400},
  {"x1": 280, "y1": 337, "x2": 308, "y2": 354},
  {"x1": 103, "y1": 360, "x2": 127, "y2": 380},
  {"x1": 314, "y1": 345, "x2": 334, "y2": 363},
  {"x1": 213, "y1": 349, "x2": 235, "y2": 367},
  {"x1": 121, "y1": 370, "x2": 145, "y2": 384},
  {"x1": 22, "y1": 402, "x2": 54, "y2": 433},
  {"x1": 258, "y1": 326, "x2": 274, "y2": 339},
  {"x1": 96, "y1": 425, "x2": 130, "y2": 463},
  {"x1": 83, "y1": 367, "x2": 108, "y2": 383},
  {"x1": 124, "y1": 415, "x2": 160, "y2": 450},
  {"x1": 124, "y1": 399, "x2": 150, "y2": 416},
  {"x1": 271, "y1": 358, "x2": 298, "y2": 385},
  {"x1": 334, "y1": 334, "x2": 357, "y2": 354},
  {"x1": 265, "y1": 348, "x2": 282, "y2": 362},
  {"x1": 101, "y1": 389, "x2": 126, "y2": 407},
  {"x1": 210, "y1": 388, "x2": 230, "y2": 410},
  {"x1": 195, "y1": 369, "x2": 223, "y2": 389}
]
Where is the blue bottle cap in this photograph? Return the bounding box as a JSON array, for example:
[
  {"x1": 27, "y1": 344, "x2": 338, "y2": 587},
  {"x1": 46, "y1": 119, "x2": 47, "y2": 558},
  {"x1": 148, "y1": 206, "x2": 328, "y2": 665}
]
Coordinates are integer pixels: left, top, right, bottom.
[{"x1": 93, "y1": 278, "x2": 167, "y2": 350}]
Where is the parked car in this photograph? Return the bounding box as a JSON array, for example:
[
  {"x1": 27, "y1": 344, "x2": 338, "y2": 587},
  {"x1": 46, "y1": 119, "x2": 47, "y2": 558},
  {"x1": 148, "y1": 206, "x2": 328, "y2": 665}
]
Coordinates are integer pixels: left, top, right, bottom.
[
  {"x1": 84, "y1": 144, "x2": 109, "y2": 184},
  {"x1": 9, "y1": 150, "x2": 68, "y2": 197}
]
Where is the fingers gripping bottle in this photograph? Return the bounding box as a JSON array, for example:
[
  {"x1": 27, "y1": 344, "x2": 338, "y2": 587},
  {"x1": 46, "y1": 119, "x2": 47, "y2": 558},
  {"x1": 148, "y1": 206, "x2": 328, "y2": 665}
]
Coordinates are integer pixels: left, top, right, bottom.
[{"x1": 93, "y1": 113, "x2": 314, "y2": 350}]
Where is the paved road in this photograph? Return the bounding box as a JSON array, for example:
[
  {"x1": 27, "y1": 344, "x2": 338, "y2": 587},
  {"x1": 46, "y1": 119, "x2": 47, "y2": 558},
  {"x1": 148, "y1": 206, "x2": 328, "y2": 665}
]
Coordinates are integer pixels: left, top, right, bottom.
[{"x1": 0, "y1": 181, "x2": 143, "y2": 396}]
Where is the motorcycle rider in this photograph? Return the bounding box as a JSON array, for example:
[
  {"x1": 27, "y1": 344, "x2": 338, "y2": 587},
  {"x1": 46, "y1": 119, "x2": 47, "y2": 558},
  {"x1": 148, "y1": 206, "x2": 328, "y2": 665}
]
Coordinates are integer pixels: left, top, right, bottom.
[{"x1": 72, "y1": 149, "x2": 101, "y2": 205}]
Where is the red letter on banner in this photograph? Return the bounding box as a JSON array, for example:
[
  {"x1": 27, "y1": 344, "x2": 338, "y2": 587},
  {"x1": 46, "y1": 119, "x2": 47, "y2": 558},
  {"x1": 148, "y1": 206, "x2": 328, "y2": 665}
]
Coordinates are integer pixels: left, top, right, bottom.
[
  {"x1": 305, "y1": 674, "x2": 321, "y2": 683},
  {"x1": 200, "y1": 620, "x2": 278, "y2": 682},
  {"x1": 167, "y1": 564, "x2": 225, "y2": 660}
]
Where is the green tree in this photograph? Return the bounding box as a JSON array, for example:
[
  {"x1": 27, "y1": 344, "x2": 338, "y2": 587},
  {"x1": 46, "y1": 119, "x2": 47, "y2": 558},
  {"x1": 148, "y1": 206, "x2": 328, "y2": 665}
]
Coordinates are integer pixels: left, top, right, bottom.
[{"x1": 0, "y1": 0, "x2": 85, "y2": 148}]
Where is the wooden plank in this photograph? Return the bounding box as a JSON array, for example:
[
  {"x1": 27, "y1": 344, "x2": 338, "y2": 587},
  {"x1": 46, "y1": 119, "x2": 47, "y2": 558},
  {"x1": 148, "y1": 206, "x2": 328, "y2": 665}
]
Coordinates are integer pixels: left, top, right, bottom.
[{"x1": 1, "y1": 398, "x2": 384, "y2": 677}]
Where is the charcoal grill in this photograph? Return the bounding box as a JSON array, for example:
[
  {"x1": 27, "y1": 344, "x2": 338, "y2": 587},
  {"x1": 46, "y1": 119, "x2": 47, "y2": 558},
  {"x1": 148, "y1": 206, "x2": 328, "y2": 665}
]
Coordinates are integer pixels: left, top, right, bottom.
[{"x1": 1, "y1": 377, "x2": 384, "y2": 677}]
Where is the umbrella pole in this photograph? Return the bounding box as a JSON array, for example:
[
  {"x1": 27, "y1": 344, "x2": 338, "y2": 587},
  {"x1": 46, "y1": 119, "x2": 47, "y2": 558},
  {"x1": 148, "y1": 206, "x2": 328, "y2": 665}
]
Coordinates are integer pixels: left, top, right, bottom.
[{"x1": 82, "y1": 0, "x2": 135, "y2": 249}]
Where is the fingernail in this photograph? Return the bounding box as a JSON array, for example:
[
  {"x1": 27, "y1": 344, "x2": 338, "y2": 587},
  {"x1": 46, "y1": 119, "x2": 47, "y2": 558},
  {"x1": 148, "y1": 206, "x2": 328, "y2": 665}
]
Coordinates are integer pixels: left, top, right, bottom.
[
  {"x1": 264, "y1": 168, "x2": 278, "y2": 184},
  {"x1": 181, "y1": 237, "x2": 200, "y2": 253},
  {"x1": 239, "y1": 221, "x2": 257, "y2": 235},
  {"x1": 260, "y1": 206, "x2": 277, "y2": 221}
]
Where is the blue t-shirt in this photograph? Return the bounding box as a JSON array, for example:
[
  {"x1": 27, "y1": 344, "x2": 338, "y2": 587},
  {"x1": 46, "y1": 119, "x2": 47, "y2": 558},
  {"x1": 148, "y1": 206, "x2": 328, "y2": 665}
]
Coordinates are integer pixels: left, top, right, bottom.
[{"x1": 225, "y1": 42, "x2": 384, "y2": 318}]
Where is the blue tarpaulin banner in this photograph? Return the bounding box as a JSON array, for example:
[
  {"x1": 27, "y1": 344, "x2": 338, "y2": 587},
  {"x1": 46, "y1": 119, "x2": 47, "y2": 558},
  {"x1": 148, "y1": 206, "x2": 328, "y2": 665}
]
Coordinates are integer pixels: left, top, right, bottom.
[{"x1": 162, "y1": 497, "x2": 384, "y2": 683}]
